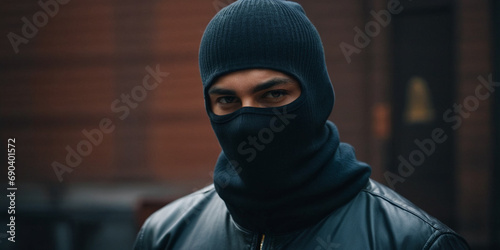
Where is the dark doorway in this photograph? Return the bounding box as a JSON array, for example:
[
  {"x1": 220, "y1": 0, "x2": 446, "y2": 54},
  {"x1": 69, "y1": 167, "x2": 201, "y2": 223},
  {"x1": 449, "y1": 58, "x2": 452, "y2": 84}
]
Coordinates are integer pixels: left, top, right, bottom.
[{"x1": 388, "y1": 1, "x2": 456, "y2": 227}]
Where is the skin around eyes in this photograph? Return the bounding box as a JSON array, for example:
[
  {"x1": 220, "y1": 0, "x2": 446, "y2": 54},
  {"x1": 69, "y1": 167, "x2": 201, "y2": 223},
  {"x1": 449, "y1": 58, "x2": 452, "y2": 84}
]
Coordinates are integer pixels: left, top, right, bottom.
[{"x1": 208, "y1": 69, "x2": 302, "y2": 115}]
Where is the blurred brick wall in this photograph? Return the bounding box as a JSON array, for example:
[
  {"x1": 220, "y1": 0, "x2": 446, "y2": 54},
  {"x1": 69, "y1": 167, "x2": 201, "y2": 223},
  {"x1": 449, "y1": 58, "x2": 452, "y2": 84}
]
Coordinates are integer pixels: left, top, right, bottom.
[
  {"x1": 0, "y1": 0, "x2": 387, "y2": 185},
  {"x1": 0, "y1": 0, "x2": 221, "y2": 185}
]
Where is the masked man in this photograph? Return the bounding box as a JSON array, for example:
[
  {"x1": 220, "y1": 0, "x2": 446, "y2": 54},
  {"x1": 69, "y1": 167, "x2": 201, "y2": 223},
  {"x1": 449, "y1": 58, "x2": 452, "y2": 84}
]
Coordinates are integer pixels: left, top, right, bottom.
[{"x1": 134, "y1": 0, "x2": 470, "y2": 249}]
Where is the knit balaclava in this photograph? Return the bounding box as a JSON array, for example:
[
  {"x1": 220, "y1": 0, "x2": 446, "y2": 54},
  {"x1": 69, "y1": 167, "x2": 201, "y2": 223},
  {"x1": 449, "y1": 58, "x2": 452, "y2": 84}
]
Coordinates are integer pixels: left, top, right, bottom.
[{"x1": 199, "y1": 0, "x2": 371, "y2": 234}]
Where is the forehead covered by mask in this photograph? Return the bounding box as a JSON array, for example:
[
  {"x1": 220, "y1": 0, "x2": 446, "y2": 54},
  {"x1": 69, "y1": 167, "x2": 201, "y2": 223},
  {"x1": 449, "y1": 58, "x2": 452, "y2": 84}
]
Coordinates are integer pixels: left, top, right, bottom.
[{"x1": 199, "y1": 0, "x2": 335, "y2": 120}]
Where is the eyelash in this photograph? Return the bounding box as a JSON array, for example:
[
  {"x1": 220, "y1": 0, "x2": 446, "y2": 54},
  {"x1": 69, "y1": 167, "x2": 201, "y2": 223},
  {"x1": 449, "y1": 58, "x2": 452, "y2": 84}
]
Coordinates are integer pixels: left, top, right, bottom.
[
  {"x1": 216, "y1": 96, "x2": 238, "y2": 104},
  {"x1": 263, "y1": 89, "x2": 288, "y2": 99}
]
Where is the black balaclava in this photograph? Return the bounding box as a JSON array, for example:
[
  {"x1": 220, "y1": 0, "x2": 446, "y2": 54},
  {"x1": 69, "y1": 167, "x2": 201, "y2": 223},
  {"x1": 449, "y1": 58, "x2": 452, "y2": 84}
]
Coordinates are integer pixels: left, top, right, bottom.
[{"x1": 199, "y1": 0, "x2": 371, "y2": 234}]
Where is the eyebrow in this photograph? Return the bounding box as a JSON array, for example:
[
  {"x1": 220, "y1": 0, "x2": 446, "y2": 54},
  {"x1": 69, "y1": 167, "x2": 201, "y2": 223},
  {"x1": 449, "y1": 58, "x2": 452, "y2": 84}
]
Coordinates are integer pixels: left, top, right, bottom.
[
  {"x1": 251, "y1": 77, "x2": 293, "y2": 94},
  {"x1": 208, "y1": 77, "x2": 294, "y2": 96}
]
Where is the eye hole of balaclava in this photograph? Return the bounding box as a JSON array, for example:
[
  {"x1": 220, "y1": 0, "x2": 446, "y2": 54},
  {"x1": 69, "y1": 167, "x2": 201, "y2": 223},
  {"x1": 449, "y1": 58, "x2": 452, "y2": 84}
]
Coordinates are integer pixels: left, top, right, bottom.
[{"x1": 207, "y1": 69, "x2": 304, "y2": 116}]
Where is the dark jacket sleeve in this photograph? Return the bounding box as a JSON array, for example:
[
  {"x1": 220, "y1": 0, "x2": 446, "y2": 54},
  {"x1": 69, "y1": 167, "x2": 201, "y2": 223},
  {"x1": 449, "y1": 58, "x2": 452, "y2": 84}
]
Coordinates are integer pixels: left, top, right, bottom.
[
  {"x1": 426, "y1": 233, "x2": 470, "y2": 250},
  {"x1": 134, "y1": 219, "x2": 151, "y2": 250}
]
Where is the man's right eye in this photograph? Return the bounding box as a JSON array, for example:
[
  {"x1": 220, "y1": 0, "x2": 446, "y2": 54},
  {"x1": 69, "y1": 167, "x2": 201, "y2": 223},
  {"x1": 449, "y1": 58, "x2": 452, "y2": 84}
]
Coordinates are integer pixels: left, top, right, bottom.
[{"x1": 217, "y1": 96, "x2": 238, "y2": 104}]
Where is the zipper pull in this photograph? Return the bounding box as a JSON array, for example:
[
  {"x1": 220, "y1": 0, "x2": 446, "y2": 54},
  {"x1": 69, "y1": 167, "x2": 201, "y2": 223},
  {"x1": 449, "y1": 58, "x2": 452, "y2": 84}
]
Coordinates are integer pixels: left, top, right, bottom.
[{"x1": 259, "y1": 234, "x2": 265, "y2": 250}]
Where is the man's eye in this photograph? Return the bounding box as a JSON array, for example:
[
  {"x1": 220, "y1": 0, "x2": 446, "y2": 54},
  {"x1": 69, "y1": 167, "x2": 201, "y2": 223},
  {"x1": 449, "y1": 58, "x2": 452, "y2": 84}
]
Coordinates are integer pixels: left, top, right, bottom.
[
  {"x1": 217, "y1": 96, "x2": 238, "y2": 104},
  {"x1": 263, "y1": 90, "x2": 288, "y2": 99}
]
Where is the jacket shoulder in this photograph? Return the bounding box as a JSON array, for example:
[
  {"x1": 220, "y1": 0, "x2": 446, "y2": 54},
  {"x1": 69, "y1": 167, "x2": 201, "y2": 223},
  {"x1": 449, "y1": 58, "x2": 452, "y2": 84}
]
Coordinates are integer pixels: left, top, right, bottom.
[
  {"x1": 361, "y1": 179, "x2": 470, "y2": 249},
  {"x1": 134, "y1": 185, "x2": 221, "y2": 250}
]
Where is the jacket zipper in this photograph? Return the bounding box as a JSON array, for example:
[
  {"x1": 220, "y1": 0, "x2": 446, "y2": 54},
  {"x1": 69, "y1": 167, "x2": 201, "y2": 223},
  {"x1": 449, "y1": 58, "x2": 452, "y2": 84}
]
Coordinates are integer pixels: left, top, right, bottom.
[{"x1": 259, "y1": 234, "x2": 265, "y2": 250}]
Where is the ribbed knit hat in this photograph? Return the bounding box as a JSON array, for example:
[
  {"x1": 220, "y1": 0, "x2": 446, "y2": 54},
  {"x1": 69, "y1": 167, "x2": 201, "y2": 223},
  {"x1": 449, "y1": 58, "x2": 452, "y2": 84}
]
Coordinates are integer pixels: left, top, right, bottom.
[{"x1": 199, "y1": 0, "x2": 334, "y2": 117}]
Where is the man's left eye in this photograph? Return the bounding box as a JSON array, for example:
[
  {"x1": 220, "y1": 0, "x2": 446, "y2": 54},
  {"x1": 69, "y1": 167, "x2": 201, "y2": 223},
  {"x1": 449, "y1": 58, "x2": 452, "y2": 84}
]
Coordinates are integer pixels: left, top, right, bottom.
[{"x1": 264, "y1": 90, "x2": 287, "y2": 99}]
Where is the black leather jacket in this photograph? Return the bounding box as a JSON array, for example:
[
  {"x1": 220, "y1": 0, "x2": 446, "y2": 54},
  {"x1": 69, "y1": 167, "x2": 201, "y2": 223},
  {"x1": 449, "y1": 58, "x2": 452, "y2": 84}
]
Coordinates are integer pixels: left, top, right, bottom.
[{"x1": 134, "y1": 179, "x2": 469, "y2": 250}]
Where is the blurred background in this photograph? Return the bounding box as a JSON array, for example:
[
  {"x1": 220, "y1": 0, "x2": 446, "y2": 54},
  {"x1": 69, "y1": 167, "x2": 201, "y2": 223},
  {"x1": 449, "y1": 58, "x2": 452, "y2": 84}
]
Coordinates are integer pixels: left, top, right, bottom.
[{"x1": 0, "y1": 0, "x2": 498, "y2": 249}]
